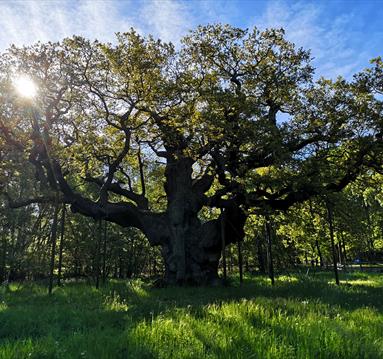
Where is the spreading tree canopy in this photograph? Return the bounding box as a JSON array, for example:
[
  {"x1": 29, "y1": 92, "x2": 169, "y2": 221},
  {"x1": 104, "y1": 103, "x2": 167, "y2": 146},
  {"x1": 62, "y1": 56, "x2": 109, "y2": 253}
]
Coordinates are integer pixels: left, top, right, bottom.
[{"x1": 0, "y1": 24, "x2": 382, "y2": 284}]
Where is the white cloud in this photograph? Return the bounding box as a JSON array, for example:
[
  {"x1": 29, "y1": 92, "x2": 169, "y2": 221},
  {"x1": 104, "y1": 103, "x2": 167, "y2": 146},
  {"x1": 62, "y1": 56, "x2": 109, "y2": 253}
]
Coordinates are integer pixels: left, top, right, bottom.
[
  {"x1": 137, "y1": 0, "x2": 238, "y2": 44},
  {"x1": 138, "y1": 0, "x2": 192, "y2": 43},
  {"x1": 0, "y1": 0, "x2": 376, "y2": 80},
  {"x1": 0, "y1": 0, "x2": 135, "y2": 51},
  {"x1": 253, "y1": 0, "x2": 370, "y2": 79},
  {"x1": 0, "y1": 0, "x2": 202, "y2": 51},
  {"x1": 0, "y1": 0, "x2": 239, "y2": 51}
]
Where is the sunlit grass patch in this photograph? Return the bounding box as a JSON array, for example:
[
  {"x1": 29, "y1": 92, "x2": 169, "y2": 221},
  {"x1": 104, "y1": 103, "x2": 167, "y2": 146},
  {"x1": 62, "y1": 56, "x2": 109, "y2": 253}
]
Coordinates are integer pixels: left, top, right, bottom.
[
  {"x1": 0, "y1": 273, "x2": 382, "y2": 358},
  {"x1": 130, "y1": 295, "x2": 383, "y2": 358},
  {"x1": 275, "y1": 275, "x2": 299, "y2": 283},
  {"x1": 340, "y1": 279, "x2": 378, "y2": 286},
  {"x1": 0, "y1": 301, "x2": 7, "y2": 312},
  {"x1": 104, "y1": 293, "x2": 130, "y2": 312}
]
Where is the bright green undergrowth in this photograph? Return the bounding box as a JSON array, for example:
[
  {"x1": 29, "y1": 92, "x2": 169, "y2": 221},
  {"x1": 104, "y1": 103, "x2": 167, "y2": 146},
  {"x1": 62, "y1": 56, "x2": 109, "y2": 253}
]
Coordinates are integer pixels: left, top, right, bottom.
[{"x1": 0, "y1": 272, "x2": 382, "y2": 358}]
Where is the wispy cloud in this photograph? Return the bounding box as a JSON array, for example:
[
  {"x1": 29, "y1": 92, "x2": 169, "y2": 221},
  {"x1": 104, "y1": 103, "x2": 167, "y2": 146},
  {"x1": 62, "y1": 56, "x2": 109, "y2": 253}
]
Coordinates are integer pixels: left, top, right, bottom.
[
  {"x1": 138, "y1": 0, "x2": 192, "y2": 43},
  {"x1": 254, "y1": 0, "x2": 372, "y2": 79},
  {"x1": 0, "y1": 0, "x2": 134, "y2": 50},
  {"x1": 0, "y1": 0, "x2": 238, "y2": 51},
  {"x1": 137, "y1": 0, "x2": 238, "y2": 44},
  {"x1": 0, "y1": 0, "x2": 380, "y2": 80}
]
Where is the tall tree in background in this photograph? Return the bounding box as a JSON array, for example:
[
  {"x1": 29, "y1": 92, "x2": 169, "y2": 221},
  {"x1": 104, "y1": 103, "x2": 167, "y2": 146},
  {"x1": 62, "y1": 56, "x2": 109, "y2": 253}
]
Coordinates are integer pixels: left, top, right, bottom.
[{"x1": 0, "y1": 25, "x2": 382, "y2": 285}]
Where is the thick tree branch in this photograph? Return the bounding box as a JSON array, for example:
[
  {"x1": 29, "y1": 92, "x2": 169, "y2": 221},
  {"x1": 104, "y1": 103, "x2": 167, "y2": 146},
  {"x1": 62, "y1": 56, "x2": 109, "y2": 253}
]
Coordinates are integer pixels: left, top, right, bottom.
[
  {"x1": 85, "y1": 175, "x2": 149, "y2": 209},
  {"x1": 99, "y1": 129, "x2": 131, "y2": 204},
  {"x1": 137, "y1": 144, "x2": 146, "y2": 197},
  {"x1": 4, "y1": 193, "x2": 58, "y2": 208}
]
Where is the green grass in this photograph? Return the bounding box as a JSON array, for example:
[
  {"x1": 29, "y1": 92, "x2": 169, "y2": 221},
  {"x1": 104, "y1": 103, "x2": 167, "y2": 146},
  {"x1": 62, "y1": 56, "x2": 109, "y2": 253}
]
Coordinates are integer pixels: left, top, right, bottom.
[{"x1": 0, "y1": 272, "x2": 382, "y2": 358}]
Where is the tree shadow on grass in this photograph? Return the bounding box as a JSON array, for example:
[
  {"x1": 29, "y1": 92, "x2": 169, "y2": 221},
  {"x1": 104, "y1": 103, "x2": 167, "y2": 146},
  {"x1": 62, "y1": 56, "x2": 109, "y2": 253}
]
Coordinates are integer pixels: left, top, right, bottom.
[
  {"x1": 106, "y1": 271, "x2": 383, "y2": 321},
  {"x1": 0, "y1": 283, "x2": 156, "y2": 358},
  {"x1": 0, "y1": 272, "x2": 382, "y2": 358},
  {"x1": 188, "y1": 311, "x2": 382, "y2": 359}
]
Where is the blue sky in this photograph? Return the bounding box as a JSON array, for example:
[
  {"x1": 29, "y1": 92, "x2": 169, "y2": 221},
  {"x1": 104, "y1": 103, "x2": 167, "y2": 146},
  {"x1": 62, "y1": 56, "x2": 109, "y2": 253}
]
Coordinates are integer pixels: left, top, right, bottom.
[{"x1": 0, "y1": 0, "x2": 382, "y2": 79}]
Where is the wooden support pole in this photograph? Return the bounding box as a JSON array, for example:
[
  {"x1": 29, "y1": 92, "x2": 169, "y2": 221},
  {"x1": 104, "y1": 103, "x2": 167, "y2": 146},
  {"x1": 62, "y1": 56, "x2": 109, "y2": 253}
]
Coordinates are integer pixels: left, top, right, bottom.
[
  {"x1": 237, "y1": 239, "x2": 243, "y2": 284},
  {"x1": 220, "y1": 209, "x2": 227, "y2": 282},
  {"x1": 57, "y1": 204, "x2": 66, "y2": 286},
  {"x1": 95, "y1": 219, "x2": 102, "y2": 289},
  {"x1": 326, "y1": 200, "x2": 340, "y2": 286},
  {"x1": 48, "y1": 194, "x2": 59, "y2": 295},
  {"x1": 102, "y1": 221, "x2": 108, "y2": 284},
  {"x1": 265, "y1": 216, "x2": 275, "y2": 286}
]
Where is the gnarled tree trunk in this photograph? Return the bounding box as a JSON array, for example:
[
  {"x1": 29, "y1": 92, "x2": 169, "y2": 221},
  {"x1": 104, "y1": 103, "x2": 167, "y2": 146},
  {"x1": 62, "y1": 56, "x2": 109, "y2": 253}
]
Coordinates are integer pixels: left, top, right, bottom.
[
  {"x1": 60, "y1": 154, "x2": 246, "y2": 285},
  {"x1": 141, "y1": 157, "x2": 246, "y2": 285},
  {"x1": 148, "y1": 208, "x2": 245, "y2": 285}
]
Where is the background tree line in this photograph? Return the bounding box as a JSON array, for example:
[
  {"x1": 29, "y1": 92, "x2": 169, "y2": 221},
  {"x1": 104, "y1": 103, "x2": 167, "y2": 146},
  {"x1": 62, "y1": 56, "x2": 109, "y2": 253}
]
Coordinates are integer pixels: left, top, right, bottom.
[{"x1": 1, "y1": 168, "x2": 382, "y2": 287}]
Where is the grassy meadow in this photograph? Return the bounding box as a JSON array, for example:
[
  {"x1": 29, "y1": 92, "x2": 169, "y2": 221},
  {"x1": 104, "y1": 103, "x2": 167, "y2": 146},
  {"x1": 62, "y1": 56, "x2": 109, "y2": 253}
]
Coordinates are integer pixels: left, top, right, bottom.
[{"x1": 0, "y1": 271, "x2": 382, "y2": 359}]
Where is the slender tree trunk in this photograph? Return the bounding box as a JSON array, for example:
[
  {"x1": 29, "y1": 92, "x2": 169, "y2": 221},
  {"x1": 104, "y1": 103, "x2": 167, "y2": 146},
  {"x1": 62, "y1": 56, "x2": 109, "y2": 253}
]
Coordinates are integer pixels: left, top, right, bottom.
[
  {"x1": 118, "y1": 254, "x2": 123, "y2": 279},
  {"x1": 48, "y1": 195, "x2": 60, "y2": 295},
  {"x1": 338, "y1": 243, "x2": 343, "y2": 265},
  {"x1": 315, "y1": 240, "x2": 324, "y2": 267},
  {"x1": 237, "y1": 239, "x2": 243, "y2": 284},
  {"x1": 265, "y1": 217, "x2": 275, "y2": 285},
  {"x1": 8, "y1": 217, "x2": 16, "y2": 281},
  {"x1": 57, "y1": 204, "x2": 66, "y2": 286},
  {"x1": 152, "y1": 258, "x2": 157, "y2": 276},
  {"x1": 148, "y1": 256, "x2": 152, "y2": 277},
  {"x1": 224, "y1": 214, "x2": 244, "y2": 284},
  {"x1": 220, "y1": 209, "x2": 227, "y2": 281},
  {"x1": 342, "y1": 235, "x2": 348, "y2": 263},
  {"x1": 229, "y1": 246, "x2": 234, "y2": 273},
  {"x1": 256, "y1": 235, "x2": 266, "y2": 273},
  {"x1": 309, "y1": 199, "x2": 324, "y2": 267},
  {"x1": 74, "y1": 242, "x2": 80, "y2": 278},
  {"x1": 326, "y1": 200, "x2": 339, "y2": 286},
  {"x1": 113, "y1": 262, "x2": 118, "y2": 278},
  {"x1": 0, "y1": 231, "x2": 7, "y2": 283},
  {"x1": 102, "y1": 221, "x2": 108, "y2": 284},
  {"x1": 95, "y1": 219, "x2": 102, "y2": 289},
  {"x1": 363, "y1": 203, "x2": 375, "y2": 256}
]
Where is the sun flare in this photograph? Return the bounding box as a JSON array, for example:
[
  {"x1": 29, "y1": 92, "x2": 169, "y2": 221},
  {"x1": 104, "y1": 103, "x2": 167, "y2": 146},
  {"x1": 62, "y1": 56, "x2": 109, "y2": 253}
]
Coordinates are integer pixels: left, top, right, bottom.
[{"x1": 13, "y1": 75, "x2": 38, "y2": 99}]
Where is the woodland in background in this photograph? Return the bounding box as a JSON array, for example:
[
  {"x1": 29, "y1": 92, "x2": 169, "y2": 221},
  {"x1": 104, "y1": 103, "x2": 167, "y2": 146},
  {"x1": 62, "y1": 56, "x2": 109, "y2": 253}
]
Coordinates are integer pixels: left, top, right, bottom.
[{"x1": 1, "y1": 175, "x2": 383, "y2": 288}]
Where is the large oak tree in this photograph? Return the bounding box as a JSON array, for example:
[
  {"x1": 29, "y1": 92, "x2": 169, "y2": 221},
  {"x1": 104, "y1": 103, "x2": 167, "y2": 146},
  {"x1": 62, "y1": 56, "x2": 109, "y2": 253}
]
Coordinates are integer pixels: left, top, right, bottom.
[{"x1": 1, "y1": 25, "x2": 382, "y2": 284}]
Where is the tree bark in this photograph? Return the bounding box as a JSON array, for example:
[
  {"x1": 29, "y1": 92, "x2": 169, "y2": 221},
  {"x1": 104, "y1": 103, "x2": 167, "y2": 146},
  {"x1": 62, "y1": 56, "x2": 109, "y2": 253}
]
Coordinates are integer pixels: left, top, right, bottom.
[
  {"x1": 145, "y1": 203, "x2": 246, "y2": 285},
  {"x1": 49, "y1": 153, "x2": 247, "y2": 285},
  {"x1": 146, "y1": 156, "x2": 246, "y2": 285}
]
